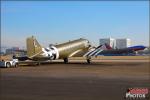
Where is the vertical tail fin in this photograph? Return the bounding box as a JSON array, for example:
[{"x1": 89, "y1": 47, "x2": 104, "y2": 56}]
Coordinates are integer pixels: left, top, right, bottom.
[
  {"x1": 104, "y1": 43, "x2": 112, "y2": 50},
  {"x1": 26, "y1": 36, "x2": 42, "y2": 58}
]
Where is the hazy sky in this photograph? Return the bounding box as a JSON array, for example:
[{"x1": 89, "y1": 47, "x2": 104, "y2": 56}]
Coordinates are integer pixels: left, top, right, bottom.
[{"x1": 1, "y1": 1, "x2": 149, "y2": 48}]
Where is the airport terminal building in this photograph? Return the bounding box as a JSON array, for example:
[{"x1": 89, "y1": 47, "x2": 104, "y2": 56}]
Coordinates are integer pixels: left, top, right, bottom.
[
  {"x1": 99, "y1": 38, "x2": 131, "y2": 49},
  {"x1": 116, "y1": 38, "x2": 131, "y2": 49},
  {"x1": 99, "y1": 38, "x2": 116, "y2": 49}
]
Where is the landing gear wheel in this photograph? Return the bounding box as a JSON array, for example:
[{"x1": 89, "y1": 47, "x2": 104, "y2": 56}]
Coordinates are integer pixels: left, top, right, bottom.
[
  {"x1": 14, "y1": 63, "x2": 18, "y2": 67},
  {"x1": 86, "y1": 56, "x2": 91, "y2": 64},
  {"x1": 64, "y1": 58, "x2": 68, "y2": 63},
  {"x1": 36, "y1": 62, "x2": 41, "y2": 66},
  {"x1": 87, "y1": 59, "x2": 91, "y2": 64},
  {"x1": 6, "y1": 62, "x2": 11, "y2": 68}
]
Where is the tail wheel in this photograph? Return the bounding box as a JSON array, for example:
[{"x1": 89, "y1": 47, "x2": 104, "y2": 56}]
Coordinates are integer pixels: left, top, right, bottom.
[
  {"x1": 36, "y1": 62, "x2": 41, "y2": 66},
  {"x1": 14, "y1": 63, "x2": 18, "y2": 67},
  {"x1": 64, "y1": 58, "x2": 68, "y2": 63},
  {"x1": 6, "y1": 62, "x2": 11, "y2": 68}
]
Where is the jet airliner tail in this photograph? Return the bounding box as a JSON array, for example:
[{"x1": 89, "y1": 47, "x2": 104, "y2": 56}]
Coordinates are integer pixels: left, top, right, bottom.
[{"x1": 104, "y1": 43, "x2": 112, "y2": 50}]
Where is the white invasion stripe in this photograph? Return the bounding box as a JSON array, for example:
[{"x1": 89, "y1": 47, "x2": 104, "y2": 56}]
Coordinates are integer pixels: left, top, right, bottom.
[
  {"x1": 88, "y1": 49, "x2": 100, "y2": 56},
  {"x1": 90, "y1": 45, "x2": 107, "y2": 56},
  {"x1": 84, "y1": 50, "x2": 94, "y2": 56},
  {"x1": 83, "y1": 45, "x2": 104, "y2": 57},
  {"x1": 94, "y1": 49, "x2": 103, "y2": 56},
  {"x1": 84, "y1": 46, "x2": 102, "y2": 57},
  {"x1": 83, "y1": 49, "x2": 95, "y2": 57},
  {"x1": 92, "y1": 44, "x2": 110, "y2": 56},
  {"x1": 92, "y1": 45, "x2": 109, "y2": 56},
  {"x1": 88, "y1": 45, "x2": 105, "y2": 57},
  {"x1": 50, "y1": 46, "x2": 59, "y2": 59}
]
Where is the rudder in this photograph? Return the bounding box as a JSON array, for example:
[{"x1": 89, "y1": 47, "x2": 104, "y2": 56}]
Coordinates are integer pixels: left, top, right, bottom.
[{"x1": 26, "y1": 36, "x2": 42, "y2": 58}]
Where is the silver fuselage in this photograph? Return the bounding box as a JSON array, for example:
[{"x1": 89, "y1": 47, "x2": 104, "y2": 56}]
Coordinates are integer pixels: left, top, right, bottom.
[
  {"x1": 55, "y1": 38, "x2": 90, "y2": 58},
  {"x1": 26, "y1": 36, "x2": 90, "y2": 61}
]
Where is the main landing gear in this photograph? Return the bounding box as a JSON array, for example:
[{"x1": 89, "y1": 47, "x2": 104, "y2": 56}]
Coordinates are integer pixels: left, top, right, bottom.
[
  {"x1": 87, "y1": 59, "x2": 91, "y2": 64},
  {"x1": 86, "y1": 57, "x2": 91, "y2": 64}
]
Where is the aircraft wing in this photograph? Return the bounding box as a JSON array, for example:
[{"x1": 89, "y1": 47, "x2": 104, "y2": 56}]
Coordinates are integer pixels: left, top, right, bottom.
[
  {"x1": 69, "y1": 44, "x2": 108, "y2": 57},
  {"x1": 83, "y1": 45, "x2": 104, "y2": 57}
]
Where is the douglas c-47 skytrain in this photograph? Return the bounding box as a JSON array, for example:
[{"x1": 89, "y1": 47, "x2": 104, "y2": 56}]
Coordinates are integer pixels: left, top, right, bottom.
[
  {"x1": 16, "y1": 36, "x2": 98, "y2": 63},
  {"x1": 26, "y1": 36, "x2": 92, "y2": 63}
]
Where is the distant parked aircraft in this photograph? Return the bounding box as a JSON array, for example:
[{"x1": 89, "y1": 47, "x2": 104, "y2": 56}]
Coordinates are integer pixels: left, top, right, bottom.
[{"x1": 96, "y1": 43, "x2": 146, "y2": 56}]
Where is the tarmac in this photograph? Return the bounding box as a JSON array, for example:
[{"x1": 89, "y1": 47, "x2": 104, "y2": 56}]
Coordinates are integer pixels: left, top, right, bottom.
[{"x1": 0, "y1": 58, "x2": 150, "y2": 100}]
